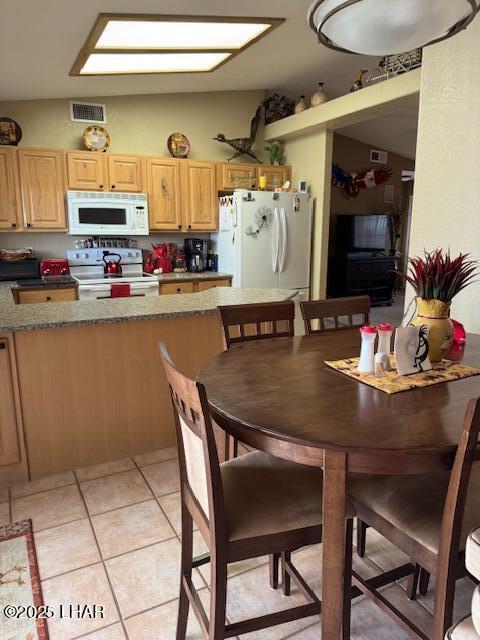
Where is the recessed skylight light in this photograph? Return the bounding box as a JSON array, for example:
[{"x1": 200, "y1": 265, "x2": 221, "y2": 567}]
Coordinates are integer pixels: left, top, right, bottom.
[
  {"x1": 81, "y1": 53, "x2": 230, "y2": 75},
  {"x1": 96, "y1": 21, "x2": 271, "y2": 50},
  {"x1": 70, "y1": 14, "x2": 284, "y2": 76}
]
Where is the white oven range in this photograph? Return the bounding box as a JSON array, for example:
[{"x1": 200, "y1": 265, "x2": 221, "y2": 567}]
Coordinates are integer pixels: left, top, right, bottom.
[{"x1": 67, "y1": 248, "x2": 159, "y2": 300}]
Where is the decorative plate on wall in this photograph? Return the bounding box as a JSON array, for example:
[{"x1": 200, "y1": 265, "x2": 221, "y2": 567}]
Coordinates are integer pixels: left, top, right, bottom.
[
  {"x1": 82, "y1": 125, "x2": 110, "y2": 152},
  {"x1": 0, "y1": 117, "x2": 22, "y2": 146},
  {"x1": 167, "y1": 132, "x2": 190, "y2": 158}
]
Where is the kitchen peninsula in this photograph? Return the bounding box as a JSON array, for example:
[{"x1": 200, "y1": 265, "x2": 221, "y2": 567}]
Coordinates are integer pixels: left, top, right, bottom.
[{"x1": 0, "y1": 284, "x2": 293, "y2": 486}]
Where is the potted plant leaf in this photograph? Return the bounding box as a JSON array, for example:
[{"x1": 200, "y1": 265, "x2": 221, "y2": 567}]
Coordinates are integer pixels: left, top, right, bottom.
[{"x1": 397, "y1": 249, "x2": 478, "y2": 361}]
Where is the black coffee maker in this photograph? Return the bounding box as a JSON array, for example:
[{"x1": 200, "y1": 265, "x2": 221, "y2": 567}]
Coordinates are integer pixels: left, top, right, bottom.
[{"x1": 184, "y1": 238, "x2": 208, "y2": 272}]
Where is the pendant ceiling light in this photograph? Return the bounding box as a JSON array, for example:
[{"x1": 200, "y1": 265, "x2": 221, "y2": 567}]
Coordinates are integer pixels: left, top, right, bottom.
[{"x1": 307, "y1": 0, "x2": 479, "y2": 56}]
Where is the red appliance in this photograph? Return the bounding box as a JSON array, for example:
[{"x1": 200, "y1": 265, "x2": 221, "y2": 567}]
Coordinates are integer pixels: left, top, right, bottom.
[
  {"x1": 40, "y1": 259, "x2": 70, "y2": 277},
  {"x1": 101, "y1": 252, "x2": 123, "y2": 277},
  {"x1": 143, "y1": 254, "x2": 155, "y2": 274},
  {"x1": 152, "y1": 243, "x2": 177, "y2": 274}
]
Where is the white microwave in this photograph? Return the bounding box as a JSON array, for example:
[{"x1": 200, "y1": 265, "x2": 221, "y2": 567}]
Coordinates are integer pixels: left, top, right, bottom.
[{"x1": 67, "y1": 190, "x2": 149, "y2": 236}]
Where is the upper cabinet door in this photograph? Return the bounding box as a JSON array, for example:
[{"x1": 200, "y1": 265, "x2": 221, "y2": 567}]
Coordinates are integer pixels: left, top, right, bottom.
[
  {"x1": 183, "y1": 161, "x2": 218, "y2": 231},
  {"x1": 67, "y1": 152, "x2": 106, "y2": 191},
  {"x1": 18, "y1": 149, "x2": 67, "y2": 229},
  {"x1": 146, "y1": 157, "x2": 181, "y2": 231},
  {"x1": 257, "y1": 165, "x2": 291, "y2": 191},
  {"x1": 108, "y1": 155, "x2": 144, "y2": 192},
  {"x1": 217, "y1": 162, "x2": 257, "y2": 190},
  {"x1": 0, "y1": 148, "x2": 21, "y2": 230}
]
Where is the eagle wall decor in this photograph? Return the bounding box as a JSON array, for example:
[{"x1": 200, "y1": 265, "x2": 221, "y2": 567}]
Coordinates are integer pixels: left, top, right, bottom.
[
  {"x1": 213, "y1": 106, "x2": 262, "y2": 163},
  {"x1": 332, "y1": 164, "x2": 393, "y2": 199}
]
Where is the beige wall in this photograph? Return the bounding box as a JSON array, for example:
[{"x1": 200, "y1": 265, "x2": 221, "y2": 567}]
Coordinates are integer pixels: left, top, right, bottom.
[
  {"x1": 408, "y1": 18, "x2": 480, "y2": 333},
  {"x1": 0, "y1": 89, "x2": 266, "y2": 161}
]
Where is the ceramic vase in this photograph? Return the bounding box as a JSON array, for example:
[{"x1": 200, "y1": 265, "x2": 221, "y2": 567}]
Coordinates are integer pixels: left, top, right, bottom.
[
  {"x1": 410, "y1": 297, "x2": 454, "y2": 362},
  {"x1": 310, "y1": 82, "x2": 329, "y2": 107},
  {"x1": 294, "y1": 96, "x2": 307, "y2": 114}
]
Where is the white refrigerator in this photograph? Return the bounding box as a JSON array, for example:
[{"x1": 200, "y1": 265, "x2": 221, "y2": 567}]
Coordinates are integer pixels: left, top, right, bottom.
[{"x1": 213, "y1": 190, "x2": 313, "y2": 332}]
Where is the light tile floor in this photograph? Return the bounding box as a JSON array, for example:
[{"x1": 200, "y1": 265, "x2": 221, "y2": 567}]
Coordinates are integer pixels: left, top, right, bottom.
[{"x1": 0, "y1": 444, "x2": 473, "y2": 639}]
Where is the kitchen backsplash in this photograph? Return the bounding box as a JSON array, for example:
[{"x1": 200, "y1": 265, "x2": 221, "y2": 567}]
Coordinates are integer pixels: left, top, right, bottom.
[{"x1": 0, "y1": 232, "x2": 210, "y2": 259}]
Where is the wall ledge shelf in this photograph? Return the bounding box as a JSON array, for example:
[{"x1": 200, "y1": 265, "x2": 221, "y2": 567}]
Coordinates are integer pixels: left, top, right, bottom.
[{"x1": 264, "y1": 68, "x2": 421, "y2": 142}]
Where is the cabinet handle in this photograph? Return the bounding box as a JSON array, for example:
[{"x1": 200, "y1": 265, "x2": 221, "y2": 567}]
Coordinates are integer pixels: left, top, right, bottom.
[
  {"x1": 0, "y1": 341, "x2": 6, "y2": 350},
  {"x1": 99, "y1": 184, "x2": 104, "y2": 189},
  {"x1": 178, "y1": 224, "x2": 181, "y2": 229},
  {"x1": 111, "y1": 184, "x2": 115, "y2": 189},
  {"x1": 46, "y1": 296, "x2": 52, "y2": 302},
  {"x1": 26, "y1": 223, "x2": 32, "y2": 228},
  {"x1": 176, "y1": 288, "x2": 181, "y2": 293},
  {"x1": 188, "y1": 225, "x2": 192, "y2": 229},
  {"x1": 11, "y1": 222, "x2": 16, "y2": 228}
]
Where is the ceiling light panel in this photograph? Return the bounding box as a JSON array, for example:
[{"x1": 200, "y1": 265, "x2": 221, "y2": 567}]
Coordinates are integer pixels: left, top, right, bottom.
[
  {"x1": 70, "y1": 14, "x2": 284, "y2": 76},
  {"x1": 96, "y1": 20, "x2": 271, "y2": 50},
  {"x1": 80, "y1": 52, "x2": 230, "y2": 74}
]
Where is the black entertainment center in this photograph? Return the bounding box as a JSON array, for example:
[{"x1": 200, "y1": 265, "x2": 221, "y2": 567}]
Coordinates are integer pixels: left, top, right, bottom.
[{"x1": 327, "y1": 214, "x2": 396, "y2": 306}]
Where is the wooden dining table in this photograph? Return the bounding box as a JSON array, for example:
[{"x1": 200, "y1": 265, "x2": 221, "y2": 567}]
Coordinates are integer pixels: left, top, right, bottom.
[{"x1": 198, "y1": 330, "x2": 480, "y2": 639}]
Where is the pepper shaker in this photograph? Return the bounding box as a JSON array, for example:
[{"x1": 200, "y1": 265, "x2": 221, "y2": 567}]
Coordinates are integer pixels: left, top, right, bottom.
[{"x1": 377, "y1": 323, "x2": 394, "y2": 371}]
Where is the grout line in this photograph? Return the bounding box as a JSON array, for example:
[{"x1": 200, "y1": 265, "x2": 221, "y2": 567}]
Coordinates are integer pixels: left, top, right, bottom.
[
  {"x1": 73, "y1": 470, "x2": 130, "y2": 640},
  {"x1": 71, "y1": 620, "x2": 121, "y2": 640},
  {"x1": 133, "y1": 457, "x2": 209, "y2": 590},
  {"x1": 10, "y1": 479, "x2": 76, "y2": 501}
]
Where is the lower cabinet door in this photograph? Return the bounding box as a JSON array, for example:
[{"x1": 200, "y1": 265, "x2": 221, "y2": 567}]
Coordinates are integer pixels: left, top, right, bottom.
[{"x1": 0, "y1": 337, "x2": 20, "y2": 466}]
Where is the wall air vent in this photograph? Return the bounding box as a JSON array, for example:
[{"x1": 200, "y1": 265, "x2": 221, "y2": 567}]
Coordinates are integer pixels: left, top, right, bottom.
[
  {"x1": 370, "y1": 149, "x2": 388, "y2": 164},
  {"x1": 70, "y1": 101, "x2": 107, "y2": 124}
]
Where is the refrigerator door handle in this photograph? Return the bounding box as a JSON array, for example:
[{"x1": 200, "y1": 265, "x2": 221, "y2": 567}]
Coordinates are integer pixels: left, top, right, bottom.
[
  {"x1": 272, "y1": 207, "x2": 279, "y2": 273},
  {"x1": 279, "y1": 208, "x2": 288, "y2": 272}
]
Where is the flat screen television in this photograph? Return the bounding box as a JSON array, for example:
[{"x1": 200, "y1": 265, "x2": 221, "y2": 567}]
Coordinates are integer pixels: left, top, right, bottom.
[{"x1": 335, "y1": 214, "x2": 389, "y2": 253}]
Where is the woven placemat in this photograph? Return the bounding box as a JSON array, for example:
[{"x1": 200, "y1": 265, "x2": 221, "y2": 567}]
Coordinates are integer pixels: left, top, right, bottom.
[{"x1": 324, "y1": 356, "x2": 480, "y2": 394}]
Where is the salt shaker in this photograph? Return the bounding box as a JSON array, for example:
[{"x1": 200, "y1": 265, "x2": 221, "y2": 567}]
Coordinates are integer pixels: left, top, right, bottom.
[
  {"x1": 358, "y1": 326, "x2": 377, "y2": 374},
  {"x1": 377, "y1": 323, "x2": 394, "y2": 371}
]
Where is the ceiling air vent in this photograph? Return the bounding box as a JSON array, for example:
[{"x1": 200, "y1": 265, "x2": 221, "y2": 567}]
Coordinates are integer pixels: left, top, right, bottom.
[
  {"x1": 70, "y1": 101, "x2": 107, "y2": 124},
  {"x1": 370, "y1": 149, "x2": 388, "y2": 164}
]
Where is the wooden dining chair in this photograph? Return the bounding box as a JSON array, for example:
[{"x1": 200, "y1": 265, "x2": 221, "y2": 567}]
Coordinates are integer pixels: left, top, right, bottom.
[
  {"x1": 217, "y1": 300, "x2": 295, "y2": 349},
  {"x1": 159, "y1": 343, "x2": 355, "y2": 640},
  {"x1": 348, "y1": 398, "x2": 480, "y2": 639},
  {"x1": 300, "y1": 295, "x2": 370, "y2": 335}
]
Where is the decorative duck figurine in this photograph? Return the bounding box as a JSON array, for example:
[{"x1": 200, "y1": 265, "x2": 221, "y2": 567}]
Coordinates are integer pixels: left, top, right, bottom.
[
  {"x1": 294, "y1": 95, "x2": 307, "y2": 114},
  {"x1": 310, "y1": 82, "x2": 329, "y2": 107},
  {"x1": 350, "y1": 69, "x2": 368, "y2": 92}
]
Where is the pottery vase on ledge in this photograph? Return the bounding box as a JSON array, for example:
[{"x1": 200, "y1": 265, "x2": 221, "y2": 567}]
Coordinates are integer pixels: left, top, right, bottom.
[{"x1": 410, "y1": 297, "x2": 454, "y2": 362}]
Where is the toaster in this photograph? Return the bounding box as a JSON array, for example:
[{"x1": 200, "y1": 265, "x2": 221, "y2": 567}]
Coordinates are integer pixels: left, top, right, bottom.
[{"x1": 40, "y1": 259, "x2": 70, "y2": 277}]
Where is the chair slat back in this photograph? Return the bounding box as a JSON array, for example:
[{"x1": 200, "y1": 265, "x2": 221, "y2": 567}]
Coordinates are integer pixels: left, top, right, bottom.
[
  {"x1": 300, "y1": 296, "x2": 370, "y2": 335},
  {"x1": 218, "y1": 301, "x2": 295, "y2": 349},
  {"x1": 159, "y1": 343, "x2": 225, "y2": 533},
  {"x1": 434, "y1": 398, "x2": 480, "y2": 637}
]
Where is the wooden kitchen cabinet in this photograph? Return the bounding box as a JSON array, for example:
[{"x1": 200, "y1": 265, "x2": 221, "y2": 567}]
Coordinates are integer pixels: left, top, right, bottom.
[
  {"x1": 18, "y1": 148, "x2": 67, "y2": 229},
  {"x1": 0, "y1": 336, "x2": 21, "y2": 467},
  {"x1": 0, "y1": 147, "x2": 22, "y2": 230},
  {"x1": 195, "y1": 279, "x2": 231, "y2": 292},
  {"x1": 146, "y1": 157, "x2": 182, "y2": 231},
  {"x1": 217, "y1": 162, "x2": 257, "y2": 190},
  {"x1": 67, "y1": 151, "x2": 106, "y2": 190},
  {"x1": 15, "y1": 287, "x2": 78, "y2": 305},
  {"x1": 257, "y1": 165, "x2": 291, "y2": 190},
  {"x1": 108, "y1": 155, "x2": 144, "y2": 192},
  {"x1": 181, "y1": 160, "x2": 217, "y2": 231},
  {"x1": 160, "y1": 282, "x2": 195, "y2": 295},
  {"x1": 67, "y1": 152, "x2": 144, "y2": 193}
]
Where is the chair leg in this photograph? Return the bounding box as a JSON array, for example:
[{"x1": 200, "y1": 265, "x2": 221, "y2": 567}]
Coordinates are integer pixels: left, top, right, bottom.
[
  {"x1": 407, "y1": 564, "x2": 421, "y2": 601},
  {"x1": 269, "y1": 552, "x2": 280, "y2": 589},
  {"x1": 177, "y1": 505, "x2": 194, "y2": 640},
  {"x1": 209, "y1": 557, "x2": 228, "y2": 640},
  {"x1": 343, "y1": 519, "x2": 353, "y2": 640},
  {"x1": 419, "y1": 568, "x2": 431, "y2": 596},
  {"x1": 356, "y1": 518, "x2": 367, "y2": 558},
  {"x1": 281, "y1": 551, "x2": 291, "y2": 596}
]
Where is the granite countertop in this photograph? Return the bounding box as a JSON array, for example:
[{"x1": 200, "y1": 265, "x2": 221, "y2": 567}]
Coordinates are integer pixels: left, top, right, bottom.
[
  {"x1": 156, "y1": 271, "x2": 232, "y2": 283},
  {"x1": 0, "y1": 282, "x2": 294, "y2": 333}
]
